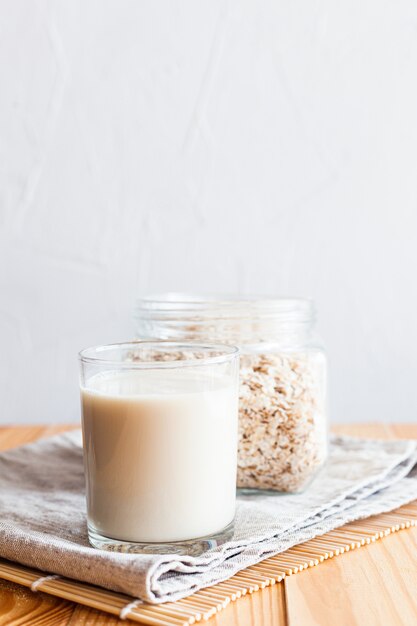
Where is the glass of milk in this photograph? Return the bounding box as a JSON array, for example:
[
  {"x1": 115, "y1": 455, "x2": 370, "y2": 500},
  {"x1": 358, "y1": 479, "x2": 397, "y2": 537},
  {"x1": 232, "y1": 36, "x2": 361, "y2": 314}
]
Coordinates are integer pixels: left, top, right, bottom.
[{"x1": 79, "y1": 341, "x2": 240, "y2": 555}]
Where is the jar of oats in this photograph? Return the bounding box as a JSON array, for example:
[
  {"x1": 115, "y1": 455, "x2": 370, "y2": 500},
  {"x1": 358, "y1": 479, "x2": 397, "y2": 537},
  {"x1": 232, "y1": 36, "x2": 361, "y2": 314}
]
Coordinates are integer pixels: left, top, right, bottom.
[{"x1": 135, "y1": 294, "x2": 327, "y2": 493}]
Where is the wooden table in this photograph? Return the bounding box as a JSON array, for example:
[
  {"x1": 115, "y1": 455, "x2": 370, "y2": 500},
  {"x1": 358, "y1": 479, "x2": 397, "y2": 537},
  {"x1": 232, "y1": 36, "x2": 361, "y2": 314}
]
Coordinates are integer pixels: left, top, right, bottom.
[{"x1": 1, "y1": 424, "x2": 416, "y2": 626}]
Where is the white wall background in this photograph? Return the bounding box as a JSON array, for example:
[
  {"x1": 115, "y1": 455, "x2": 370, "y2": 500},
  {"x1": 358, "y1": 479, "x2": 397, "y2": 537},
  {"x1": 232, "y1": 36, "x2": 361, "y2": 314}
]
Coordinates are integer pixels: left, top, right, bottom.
[{"x1": 1, "y1": 0, "x2": 417, "y2": 425}]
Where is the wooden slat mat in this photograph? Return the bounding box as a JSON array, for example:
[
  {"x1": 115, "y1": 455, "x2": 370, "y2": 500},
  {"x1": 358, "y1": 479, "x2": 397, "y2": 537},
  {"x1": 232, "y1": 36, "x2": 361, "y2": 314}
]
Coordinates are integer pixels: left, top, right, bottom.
[{"x1": 1, "y1": 501, "x2": 416, "y2": 625}]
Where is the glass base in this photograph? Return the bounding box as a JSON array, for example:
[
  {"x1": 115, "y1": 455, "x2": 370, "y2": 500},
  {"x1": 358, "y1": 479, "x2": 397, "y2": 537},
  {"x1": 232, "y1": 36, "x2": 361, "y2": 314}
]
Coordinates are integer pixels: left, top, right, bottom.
[
  {"x1": 237, "y1": 487, "x2": 295, "y2": 497},
  {"x1": 237, "y1": 467, "x2": 325, "y2": 497},
  {"x1": 88, "y1": 521, "x2": 235, "y2": 556}
]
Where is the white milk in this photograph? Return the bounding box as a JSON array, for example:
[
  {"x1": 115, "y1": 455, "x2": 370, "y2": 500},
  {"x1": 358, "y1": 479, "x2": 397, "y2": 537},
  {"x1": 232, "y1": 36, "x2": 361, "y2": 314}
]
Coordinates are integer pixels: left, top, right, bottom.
[{"x1": 81, "y1": 369, "x2": 238, "y2": 543}]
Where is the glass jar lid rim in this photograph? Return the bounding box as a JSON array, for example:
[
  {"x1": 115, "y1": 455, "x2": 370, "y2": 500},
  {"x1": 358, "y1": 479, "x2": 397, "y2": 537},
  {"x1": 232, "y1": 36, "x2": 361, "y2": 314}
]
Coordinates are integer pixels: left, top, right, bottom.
[{"x1": 135, "y1": 293, "x2": 315, "y2": 322}]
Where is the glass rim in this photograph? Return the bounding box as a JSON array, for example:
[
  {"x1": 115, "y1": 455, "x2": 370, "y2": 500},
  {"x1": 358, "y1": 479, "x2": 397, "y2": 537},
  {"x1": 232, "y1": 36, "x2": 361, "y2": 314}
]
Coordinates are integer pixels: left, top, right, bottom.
[
  {"x1": 135, "y1": 293, "x2": 315, "y2": 323},
  {"x1": 79, "y1": 341, "x2": 240, "y2": 369}
]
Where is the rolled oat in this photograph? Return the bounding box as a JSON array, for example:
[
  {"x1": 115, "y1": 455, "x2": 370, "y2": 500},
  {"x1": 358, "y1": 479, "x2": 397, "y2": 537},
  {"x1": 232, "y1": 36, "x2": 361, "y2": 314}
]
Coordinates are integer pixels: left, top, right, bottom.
[{"x1": 237, "y1": 351, "x2": 327, "y2": 492}]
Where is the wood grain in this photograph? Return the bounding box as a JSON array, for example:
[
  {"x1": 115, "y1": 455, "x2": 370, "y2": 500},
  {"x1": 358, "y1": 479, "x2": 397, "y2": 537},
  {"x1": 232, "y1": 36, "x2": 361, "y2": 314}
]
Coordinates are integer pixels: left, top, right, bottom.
[
  {"x1": 0, "y1": 579, "x2": 74, "y2": 626},
  {"x1": 0, "y1": 423, "x2": 416, "y2": 626},
  {"x1": 0, "y1": 577, "x2": 131, "y2": 625},
  {"x1": 285, "y1": 526, "x2": 417, "y2": 626},
  {"x1": 0, "y1": 577, "x2": 134, "y2": 626},
  {"x1": 0, "y1": 425, "x2": 77, "y2": 453},
  {"x1": 284, "y1": 423, "x2": 417, "y2": 626}
]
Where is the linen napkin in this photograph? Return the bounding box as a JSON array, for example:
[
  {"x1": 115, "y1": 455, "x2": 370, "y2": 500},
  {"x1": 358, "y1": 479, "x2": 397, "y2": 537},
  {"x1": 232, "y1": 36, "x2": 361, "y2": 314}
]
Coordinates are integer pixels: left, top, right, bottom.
[{"x1": 1, "y1": 431, "x2": 417, "y2": 604}]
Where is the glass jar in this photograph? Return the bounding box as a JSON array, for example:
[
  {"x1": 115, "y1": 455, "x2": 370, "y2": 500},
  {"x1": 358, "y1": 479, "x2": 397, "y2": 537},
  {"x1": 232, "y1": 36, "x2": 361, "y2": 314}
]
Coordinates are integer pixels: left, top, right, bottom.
[{"x1": 135, "y1": 294, "x2": 328, "y2": 493}]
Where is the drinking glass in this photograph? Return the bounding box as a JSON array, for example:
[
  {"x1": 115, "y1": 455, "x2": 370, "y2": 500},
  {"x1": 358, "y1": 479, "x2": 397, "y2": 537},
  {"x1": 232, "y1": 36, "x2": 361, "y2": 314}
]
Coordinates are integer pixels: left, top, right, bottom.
[{"x1": 79, "y1": 341, "x2": 239, "y2": 555}]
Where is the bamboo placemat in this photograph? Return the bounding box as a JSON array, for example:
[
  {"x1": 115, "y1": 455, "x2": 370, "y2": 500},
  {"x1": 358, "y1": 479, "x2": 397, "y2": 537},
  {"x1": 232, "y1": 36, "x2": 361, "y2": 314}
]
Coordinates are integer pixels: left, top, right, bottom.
[{"x1": 1, "y1": 500, "x2": 417, "y2": 625}]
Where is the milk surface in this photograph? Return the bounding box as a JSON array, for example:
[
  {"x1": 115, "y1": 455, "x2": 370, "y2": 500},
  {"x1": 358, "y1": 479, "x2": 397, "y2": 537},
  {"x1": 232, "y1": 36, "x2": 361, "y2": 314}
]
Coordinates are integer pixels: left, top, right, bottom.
[{"x1": 81, "y1": 369, "x2": 238, "y2": 543}]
